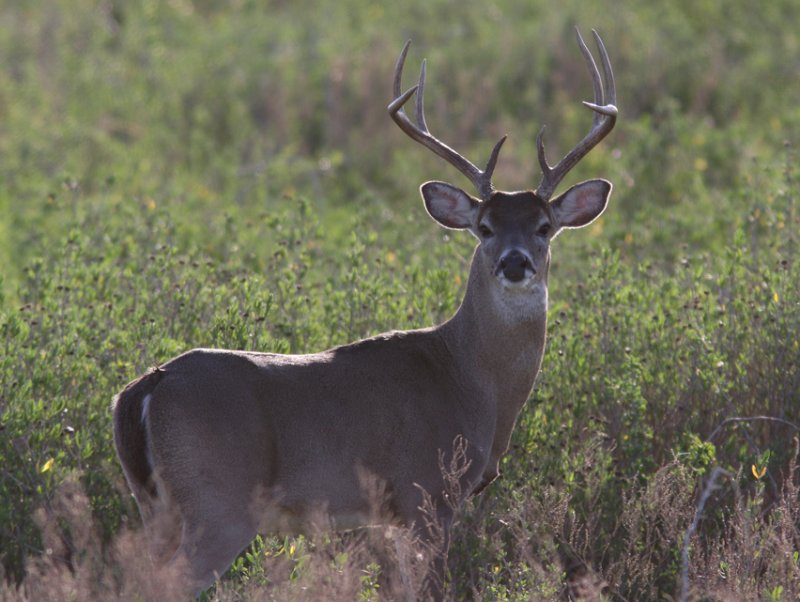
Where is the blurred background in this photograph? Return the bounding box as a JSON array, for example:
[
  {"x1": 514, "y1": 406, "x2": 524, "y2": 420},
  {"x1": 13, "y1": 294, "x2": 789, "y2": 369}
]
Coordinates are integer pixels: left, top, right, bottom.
[
  {"x1": 1, "y1": 1, "x2": 799, "y2": 599},
  {"x1": 1, "y1": 0, "x2": 798, "y2": 285}
]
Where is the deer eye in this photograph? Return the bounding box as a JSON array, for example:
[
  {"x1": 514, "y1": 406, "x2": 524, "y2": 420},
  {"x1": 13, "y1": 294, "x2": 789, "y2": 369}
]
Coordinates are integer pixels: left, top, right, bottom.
[
  {"x1": 537, "y1": 223, "x2": 552, "y2": 237},
  {"x1": 478, "y1": 224, "x2": 494, "y2": 238}
]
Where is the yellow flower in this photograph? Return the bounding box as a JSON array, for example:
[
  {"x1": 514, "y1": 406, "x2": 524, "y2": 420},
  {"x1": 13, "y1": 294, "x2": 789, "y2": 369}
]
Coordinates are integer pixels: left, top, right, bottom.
[
  {"x1": 752, "y1": 464, "x2": 767, "y2": 480},
  {"x1": 41, "y1": 458, "x2": 55, "y2": 473}
]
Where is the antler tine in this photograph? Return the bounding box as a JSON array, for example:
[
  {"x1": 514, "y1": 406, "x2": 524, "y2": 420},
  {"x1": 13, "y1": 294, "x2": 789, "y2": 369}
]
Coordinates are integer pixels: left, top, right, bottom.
[
  {"x1": 415, "y1": 59, "x2": 429, "y2": 133},
  {"x1": 388, "y1": 40, "x2": 506, "y2": 201},
  {"x1": 392, "y1": 40, "x2": 412, "y2": 101},
  {"x1": 536, "y1": 29, "x2": 618, "y2": 201},
  {"x1": 576, "y1": 29, "x2": 604, "y2": 121},
  {"x1": 594, "y1": 29, "x2": 617, "y2": 107},
  {"x1": 582, "y1": 30, "x2": 617, "y2": 117}
]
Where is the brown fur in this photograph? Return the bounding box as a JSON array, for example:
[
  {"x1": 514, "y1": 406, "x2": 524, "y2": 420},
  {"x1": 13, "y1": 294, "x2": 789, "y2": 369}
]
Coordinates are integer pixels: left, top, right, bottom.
[
  {"x1": 112, "y1": 368, "x2": 164, "y2": 500},
  {"x1": 112, "y1": 182, "x2": 611, "y2": 596}
]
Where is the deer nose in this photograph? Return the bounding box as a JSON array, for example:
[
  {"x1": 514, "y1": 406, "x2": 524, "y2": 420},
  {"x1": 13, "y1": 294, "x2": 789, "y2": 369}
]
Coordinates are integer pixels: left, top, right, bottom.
[{"x1": 499, "y1": 250, "x2": 533, "y2": 282}]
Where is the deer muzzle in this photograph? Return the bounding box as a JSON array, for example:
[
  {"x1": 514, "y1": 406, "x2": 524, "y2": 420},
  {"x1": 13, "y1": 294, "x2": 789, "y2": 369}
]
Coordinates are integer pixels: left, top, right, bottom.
[{"x1": 497, "y1": 249, "x2": 534, "y2": 283}]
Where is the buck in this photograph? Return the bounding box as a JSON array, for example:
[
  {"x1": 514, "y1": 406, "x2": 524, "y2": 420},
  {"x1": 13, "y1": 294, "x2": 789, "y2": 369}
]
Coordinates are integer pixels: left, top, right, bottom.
[{"x1": 113, "y1": 29, "x2": 617, "y2": 595}]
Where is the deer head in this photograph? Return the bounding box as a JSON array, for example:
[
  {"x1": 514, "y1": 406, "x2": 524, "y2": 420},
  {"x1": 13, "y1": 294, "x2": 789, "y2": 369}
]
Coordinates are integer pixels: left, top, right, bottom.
[{"x1": 389, "y1": 30, "x2": 617, "y2": 315}]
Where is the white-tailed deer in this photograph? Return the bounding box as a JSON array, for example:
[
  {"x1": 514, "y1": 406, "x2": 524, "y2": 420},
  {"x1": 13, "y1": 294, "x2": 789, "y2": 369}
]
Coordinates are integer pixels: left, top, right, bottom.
[{"x1": 113, "y1": 29, "x2": 617, "y2": 596}]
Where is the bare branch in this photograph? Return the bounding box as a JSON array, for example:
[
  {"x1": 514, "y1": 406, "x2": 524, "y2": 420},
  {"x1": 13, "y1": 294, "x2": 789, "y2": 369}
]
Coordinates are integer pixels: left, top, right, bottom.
[
  {"x1": 680, "y1": 467, "x2": 733, "y2": 602},
  {"x1": 706, "y1": 415, "x2": 800, "y2": 443}
]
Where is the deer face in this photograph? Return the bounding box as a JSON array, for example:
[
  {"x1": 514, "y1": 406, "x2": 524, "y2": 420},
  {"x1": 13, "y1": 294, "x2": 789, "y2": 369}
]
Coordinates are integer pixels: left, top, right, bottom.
[
  {"x1": 474, "y1": 191, "x2": 554, "y2": 289},
  {"x1": 421, "y1": 179, "x2": 612, "y2": 293}
]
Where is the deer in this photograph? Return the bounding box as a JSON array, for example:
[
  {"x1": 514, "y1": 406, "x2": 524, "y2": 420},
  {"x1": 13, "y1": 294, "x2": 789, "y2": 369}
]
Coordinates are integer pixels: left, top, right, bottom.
[{"x1": 112, "y1": 29, "x2": 617, "y2": 597}]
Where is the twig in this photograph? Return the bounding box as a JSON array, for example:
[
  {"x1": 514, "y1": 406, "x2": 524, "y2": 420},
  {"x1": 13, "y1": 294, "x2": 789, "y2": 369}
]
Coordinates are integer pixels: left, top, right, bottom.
[
  {"x1": 706, "y1": 415, "x2": 800, "y2": 443},
  {"x1": 680, "y1": 466, "x2": 732, "y2": 602}
]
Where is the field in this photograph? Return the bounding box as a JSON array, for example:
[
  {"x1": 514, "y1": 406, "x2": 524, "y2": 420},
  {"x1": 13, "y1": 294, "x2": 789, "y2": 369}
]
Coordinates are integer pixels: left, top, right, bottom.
[{"x1": 1, "y1": 0, "x2": 799, "y2": 599}]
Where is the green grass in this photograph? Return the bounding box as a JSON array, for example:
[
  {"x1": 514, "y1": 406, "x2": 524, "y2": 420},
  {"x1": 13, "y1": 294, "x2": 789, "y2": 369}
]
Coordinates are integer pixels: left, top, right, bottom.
[{"x1": 1, "y1": 0, "x2": 799, "y2": 599}]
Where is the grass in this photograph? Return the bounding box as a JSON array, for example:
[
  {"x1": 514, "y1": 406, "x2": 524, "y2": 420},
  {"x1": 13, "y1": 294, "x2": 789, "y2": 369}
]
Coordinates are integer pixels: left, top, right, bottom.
[{"x1": 1, "y1": 0, "x2": 799, "y2": 599}]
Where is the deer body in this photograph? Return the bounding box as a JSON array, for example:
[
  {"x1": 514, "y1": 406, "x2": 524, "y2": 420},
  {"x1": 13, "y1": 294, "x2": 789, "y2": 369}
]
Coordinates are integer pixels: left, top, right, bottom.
[{"x1": 113, "y1": 31, "x2": 617, "y2": 595}]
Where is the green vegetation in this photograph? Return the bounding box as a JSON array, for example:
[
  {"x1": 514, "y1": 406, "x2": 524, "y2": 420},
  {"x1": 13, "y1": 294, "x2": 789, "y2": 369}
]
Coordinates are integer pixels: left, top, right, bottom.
[{"x1": 1, "y1": 0, "x2": 799, "y2": 599}]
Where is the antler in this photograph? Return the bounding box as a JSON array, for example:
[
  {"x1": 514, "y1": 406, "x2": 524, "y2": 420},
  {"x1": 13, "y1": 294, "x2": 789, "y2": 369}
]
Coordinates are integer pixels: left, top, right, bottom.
[
  {"x1": 535, "y1": 29, "x2": 617, "y2": 201},
  {"x1": 388, "y1": 40, "x2": 507, "y2": 202}
]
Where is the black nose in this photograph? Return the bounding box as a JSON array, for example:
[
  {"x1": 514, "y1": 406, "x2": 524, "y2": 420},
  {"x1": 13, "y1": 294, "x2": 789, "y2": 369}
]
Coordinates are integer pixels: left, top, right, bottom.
[{"x1": 499, "y1": 250, "x2": 532, "y2": 282}]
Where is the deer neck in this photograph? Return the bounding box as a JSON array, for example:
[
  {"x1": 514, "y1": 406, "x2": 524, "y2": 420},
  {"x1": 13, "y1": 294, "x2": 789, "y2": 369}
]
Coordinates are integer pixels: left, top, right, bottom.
[{"x1": 438, "y1": 249, "x2": 548, "y2": 406}]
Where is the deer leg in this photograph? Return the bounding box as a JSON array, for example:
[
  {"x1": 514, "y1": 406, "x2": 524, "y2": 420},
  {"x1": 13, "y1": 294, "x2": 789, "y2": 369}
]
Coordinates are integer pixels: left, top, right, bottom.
[
  {"x1": 173, "y1": 507, "x2": 257, "y2": 594},
  {"x1": 141, "y1": 504, "x2": 183, "y2": 566},
  {"x1": 128, "y1": 470, "x2": 183, "y2": 566},
  {"x1": 427, "y1": 525, "x2": 451, "y2": 602},
  {"x1": 414, "y1": 505, "x2": 453, "y2": 602}
]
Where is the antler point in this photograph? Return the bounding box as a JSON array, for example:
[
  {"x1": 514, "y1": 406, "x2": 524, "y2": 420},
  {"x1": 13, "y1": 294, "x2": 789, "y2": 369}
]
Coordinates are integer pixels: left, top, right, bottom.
[
  {"x1": 388, "y1": 85, "x2": 419, "y2": 114},
  {"x1": 582, "y1": 101, "x2": 618, "y2": 117}
]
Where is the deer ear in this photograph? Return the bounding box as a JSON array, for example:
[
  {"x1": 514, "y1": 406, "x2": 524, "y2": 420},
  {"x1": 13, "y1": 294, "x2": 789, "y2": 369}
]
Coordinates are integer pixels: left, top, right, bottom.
[
  {"x1": 420, "y1": 181, "x2": 480, "y2": 229},
  {"x1": 550, "y1": 179, "x2": 612, "y2": 229}
]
